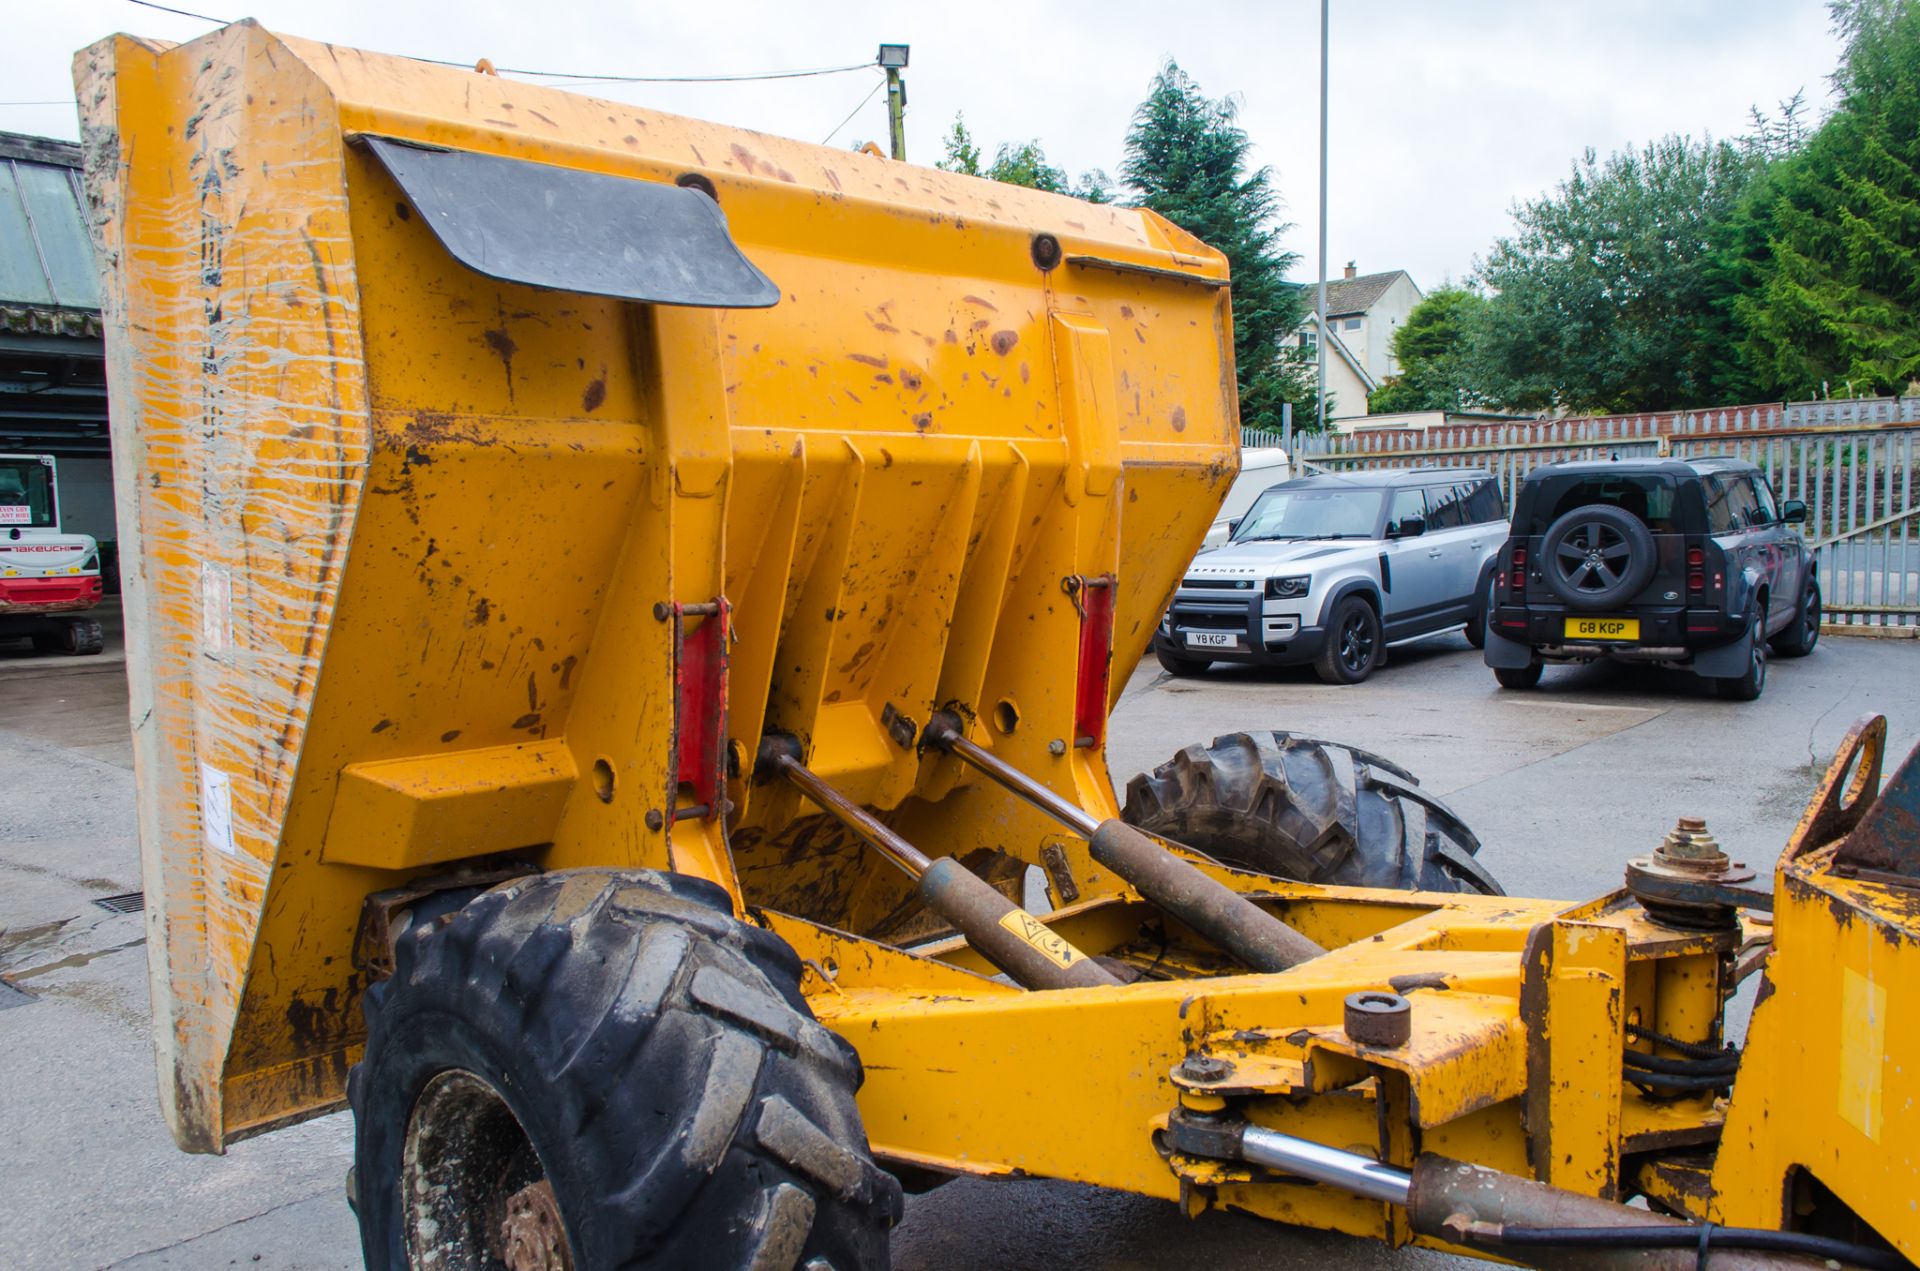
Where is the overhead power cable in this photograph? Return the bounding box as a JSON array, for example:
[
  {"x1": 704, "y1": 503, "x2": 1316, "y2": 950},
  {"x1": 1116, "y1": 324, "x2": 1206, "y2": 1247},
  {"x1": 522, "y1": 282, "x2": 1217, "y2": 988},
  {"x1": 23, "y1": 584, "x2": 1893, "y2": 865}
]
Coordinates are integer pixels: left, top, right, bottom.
[
  {"x1": 821, "y1": 76, "x2": 887, "y2": 146},
  {"x1": 126, "y1": 0, "x2": 228, "y2": 21}
]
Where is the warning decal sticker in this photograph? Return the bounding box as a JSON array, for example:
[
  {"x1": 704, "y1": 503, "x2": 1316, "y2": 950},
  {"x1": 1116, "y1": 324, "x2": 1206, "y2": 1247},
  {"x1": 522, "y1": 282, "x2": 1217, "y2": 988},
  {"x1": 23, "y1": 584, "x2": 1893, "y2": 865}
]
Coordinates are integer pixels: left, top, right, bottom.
[{"x1": 997, "y1": 910, "x2": 1083, "y2": 969}]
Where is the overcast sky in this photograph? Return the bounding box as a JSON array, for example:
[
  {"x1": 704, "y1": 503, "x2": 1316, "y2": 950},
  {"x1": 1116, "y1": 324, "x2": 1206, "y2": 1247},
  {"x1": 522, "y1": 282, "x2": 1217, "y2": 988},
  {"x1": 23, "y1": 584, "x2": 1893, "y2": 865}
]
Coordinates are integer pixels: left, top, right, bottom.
[{"x1": 6, "y1": 1, "x2": 1843, "y2": 291}]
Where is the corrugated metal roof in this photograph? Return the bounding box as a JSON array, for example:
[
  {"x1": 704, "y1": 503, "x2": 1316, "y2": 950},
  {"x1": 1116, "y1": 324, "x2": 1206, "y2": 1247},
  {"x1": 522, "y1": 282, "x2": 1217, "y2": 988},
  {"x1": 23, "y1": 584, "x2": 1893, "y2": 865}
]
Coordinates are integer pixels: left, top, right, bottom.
[{"x1": 0, "y1": 131, "x2": 98, "y2": 312}]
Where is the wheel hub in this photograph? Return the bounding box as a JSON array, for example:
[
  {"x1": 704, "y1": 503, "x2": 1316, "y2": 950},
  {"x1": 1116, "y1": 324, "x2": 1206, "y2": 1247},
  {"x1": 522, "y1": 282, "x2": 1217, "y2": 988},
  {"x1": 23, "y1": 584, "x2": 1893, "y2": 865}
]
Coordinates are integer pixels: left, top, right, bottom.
[
  {"x1": 500, "y1": 1180, "x2": 572, "y2": 1271},
  {"x1": 403, "y1": 1069, "x2": 569, "y2": 1271}
]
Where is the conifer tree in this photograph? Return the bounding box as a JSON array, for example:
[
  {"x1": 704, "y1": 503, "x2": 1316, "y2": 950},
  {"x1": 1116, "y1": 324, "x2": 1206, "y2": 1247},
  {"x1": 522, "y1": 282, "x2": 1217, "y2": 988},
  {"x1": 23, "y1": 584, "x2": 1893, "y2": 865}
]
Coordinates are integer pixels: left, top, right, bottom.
[
  {"x1": 1120, "y1": 62, "x2": 1313, "y2": 429},
  {"x1": 1730, "y1": 1, "x2": 1920, "y2": 397}
]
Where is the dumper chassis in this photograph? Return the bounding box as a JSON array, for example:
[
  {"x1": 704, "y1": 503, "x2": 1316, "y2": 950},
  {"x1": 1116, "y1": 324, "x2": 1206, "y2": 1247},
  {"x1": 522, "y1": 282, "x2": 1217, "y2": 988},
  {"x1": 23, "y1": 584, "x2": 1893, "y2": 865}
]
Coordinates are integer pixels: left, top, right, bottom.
[{"x1": 79, "y1": 22, "x2": 1920, "y2": 1271}]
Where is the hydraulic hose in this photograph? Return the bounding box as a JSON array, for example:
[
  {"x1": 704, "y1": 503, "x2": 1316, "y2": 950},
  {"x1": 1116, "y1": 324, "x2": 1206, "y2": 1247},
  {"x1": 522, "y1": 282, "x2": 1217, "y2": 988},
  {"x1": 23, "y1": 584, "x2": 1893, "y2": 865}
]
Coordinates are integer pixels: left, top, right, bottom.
[{"x1": 1483, "y1": 1224, "x2": 1908, "y2": 1271}]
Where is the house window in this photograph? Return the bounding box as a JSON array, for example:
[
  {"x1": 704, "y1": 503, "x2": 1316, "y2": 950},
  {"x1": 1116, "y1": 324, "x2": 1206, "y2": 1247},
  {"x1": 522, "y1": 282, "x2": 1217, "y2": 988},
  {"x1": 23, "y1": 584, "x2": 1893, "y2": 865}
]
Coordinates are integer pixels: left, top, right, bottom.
[
  {"x1": 1298, "y1": 332, "x2": 1316, "y2": 348},
  {"x1": 1343, "y1": 317, "x2": 1362, "y2": 330}
]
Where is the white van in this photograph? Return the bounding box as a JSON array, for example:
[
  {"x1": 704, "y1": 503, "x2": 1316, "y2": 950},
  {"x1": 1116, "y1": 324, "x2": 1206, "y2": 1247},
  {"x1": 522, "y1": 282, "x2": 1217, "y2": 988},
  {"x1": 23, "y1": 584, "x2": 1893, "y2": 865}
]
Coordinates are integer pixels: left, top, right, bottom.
[{"x1": 1203, "y1": 448, "x2": 1292, "y2": 548}]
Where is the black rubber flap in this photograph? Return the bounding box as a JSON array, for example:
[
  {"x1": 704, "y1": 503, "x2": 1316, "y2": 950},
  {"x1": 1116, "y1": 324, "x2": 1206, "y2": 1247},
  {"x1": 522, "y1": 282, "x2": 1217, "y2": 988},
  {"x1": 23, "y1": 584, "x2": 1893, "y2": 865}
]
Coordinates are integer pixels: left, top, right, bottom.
[{"x1": 359, "y1": 135, "x2": 779, "y2": 308}]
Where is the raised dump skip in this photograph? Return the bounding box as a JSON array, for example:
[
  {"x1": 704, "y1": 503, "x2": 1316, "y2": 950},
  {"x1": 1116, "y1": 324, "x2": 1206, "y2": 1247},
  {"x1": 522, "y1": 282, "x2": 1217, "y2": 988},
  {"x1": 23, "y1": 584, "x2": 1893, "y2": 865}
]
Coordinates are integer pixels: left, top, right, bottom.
[{"x1": 77, "y1": 22, "x2": 1237, "y2": 1150}]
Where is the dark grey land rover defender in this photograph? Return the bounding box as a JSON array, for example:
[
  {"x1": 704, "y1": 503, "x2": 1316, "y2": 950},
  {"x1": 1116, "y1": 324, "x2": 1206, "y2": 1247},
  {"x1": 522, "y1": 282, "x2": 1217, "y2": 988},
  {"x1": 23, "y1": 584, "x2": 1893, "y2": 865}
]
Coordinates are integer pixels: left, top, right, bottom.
[{"x1": 1483, "y1": 457, "x2": 1819, "y2": 700}]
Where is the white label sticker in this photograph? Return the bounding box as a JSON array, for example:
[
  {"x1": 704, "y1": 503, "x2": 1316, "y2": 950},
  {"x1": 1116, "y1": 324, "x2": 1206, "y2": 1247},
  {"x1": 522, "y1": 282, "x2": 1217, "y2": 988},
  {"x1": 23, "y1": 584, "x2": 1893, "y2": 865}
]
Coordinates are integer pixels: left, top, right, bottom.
[
  {"x1": 200, "y1": 763, "x2": 236, "y2": 857},
  {"x1": 200, "y1": 562, "x2": 232, "y2": 654},
  {"x1": 0, "y1": 505, "x2": 28, "y2": 524},
  {"x1": 1839, "y1": 967, "x2": 1886, "y2": 1141}
]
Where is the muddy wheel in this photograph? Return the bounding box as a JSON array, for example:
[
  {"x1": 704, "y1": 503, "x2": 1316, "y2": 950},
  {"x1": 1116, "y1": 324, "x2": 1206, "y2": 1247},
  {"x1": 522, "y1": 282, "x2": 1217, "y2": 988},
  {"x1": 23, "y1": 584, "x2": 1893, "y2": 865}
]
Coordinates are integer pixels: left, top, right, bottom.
[
  {"x1": 31, "y1": 617, "x2": 103, "y2": 655},
  {"x1": 68, "y1": 617, "x2": 104, "y2": 655},
  {"x1": 349, "y1": 868, "x2": 899, "y2": 1270},
  {"x1": 1122, "y1": 731, "x2": 1504, "y2": 895}
]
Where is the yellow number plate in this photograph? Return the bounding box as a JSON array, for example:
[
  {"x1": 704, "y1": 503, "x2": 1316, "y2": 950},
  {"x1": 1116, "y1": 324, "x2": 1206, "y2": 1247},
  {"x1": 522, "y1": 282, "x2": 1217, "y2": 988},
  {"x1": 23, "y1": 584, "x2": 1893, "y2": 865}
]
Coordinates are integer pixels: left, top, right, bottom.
[{"x1": 1565, "y1": 617, "x2": 1639, "y2": 640}]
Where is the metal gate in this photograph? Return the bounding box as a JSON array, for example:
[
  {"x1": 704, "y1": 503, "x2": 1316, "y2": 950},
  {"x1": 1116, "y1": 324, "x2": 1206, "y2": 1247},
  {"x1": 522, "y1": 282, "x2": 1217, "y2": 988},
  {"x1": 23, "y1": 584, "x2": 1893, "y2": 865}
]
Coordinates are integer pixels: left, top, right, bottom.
[{"x1": 1290, "y1": 398, "x2": 1920, "y2": 629}]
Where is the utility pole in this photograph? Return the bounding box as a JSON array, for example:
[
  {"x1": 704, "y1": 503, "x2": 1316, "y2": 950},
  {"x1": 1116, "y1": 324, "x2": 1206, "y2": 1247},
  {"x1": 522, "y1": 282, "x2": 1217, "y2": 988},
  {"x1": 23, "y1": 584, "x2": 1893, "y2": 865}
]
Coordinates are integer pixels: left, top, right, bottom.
[
  {"x1": 879, "y1": 44, "x2": 910, "y2": 161},
  {"x1": 1316, "y1": 0, "x2": 1329, "y2": 434}
]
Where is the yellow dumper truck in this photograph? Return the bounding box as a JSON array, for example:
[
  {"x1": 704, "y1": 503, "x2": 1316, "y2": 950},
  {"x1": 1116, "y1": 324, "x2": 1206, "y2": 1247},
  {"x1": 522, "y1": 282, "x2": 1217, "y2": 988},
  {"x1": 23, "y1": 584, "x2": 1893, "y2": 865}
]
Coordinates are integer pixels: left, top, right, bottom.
[{"x1": 80, "y1": 20, "x2": 1920, "y2": 1270}]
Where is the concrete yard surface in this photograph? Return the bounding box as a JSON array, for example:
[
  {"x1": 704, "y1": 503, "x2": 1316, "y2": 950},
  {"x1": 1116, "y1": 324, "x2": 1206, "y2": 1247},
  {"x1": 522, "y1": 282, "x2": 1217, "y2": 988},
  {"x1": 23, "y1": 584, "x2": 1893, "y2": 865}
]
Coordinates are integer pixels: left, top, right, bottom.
[{"x1": 2, "y1": 627, "x2": 1917, "y2": 1269}]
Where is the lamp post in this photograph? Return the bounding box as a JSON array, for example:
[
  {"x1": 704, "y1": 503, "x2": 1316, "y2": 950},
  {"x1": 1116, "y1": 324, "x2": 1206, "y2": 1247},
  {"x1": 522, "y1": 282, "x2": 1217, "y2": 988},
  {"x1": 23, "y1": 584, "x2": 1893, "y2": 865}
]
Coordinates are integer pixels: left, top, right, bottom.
[
  {"x1": 878, "y1": 43, "x2": 910, "y2": 161},
  {"x1": 1316, "y1": 0, "x2": 1329, "y2": 434}
]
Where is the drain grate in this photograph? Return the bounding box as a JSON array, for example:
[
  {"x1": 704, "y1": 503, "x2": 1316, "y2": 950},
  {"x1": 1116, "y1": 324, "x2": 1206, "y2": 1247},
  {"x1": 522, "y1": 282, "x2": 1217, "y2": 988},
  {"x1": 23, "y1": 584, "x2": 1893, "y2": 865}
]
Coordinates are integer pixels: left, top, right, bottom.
[
  {"x1": 92, "y1": 891, "x2": 144, "y2": 915},
  {"x1": 0, "y1": 977, "x2": 34, "y2": 1009}
]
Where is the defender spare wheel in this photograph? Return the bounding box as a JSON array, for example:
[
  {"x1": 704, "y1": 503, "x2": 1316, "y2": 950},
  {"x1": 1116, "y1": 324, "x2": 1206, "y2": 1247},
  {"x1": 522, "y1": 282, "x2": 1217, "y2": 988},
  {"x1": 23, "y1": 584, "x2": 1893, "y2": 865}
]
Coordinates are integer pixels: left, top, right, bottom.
[{"x1": 1539, "y1": 504, "x2": 1657, "y2": 611}]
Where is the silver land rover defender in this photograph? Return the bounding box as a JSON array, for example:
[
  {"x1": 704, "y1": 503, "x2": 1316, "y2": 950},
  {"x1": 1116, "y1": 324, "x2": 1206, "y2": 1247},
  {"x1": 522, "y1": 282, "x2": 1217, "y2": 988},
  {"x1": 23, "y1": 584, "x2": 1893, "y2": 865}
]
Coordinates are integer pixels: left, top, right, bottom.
[{"x1": 1154, "y1": 467, "x2": 1508, "y2": 684}]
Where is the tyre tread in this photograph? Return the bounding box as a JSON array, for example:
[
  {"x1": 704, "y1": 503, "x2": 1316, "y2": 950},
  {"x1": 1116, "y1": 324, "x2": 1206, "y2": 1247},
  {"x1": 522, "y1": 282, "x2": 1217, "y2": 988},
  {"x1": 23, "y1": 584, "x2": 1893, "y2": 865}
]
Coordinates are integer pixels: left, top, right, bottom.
[
  {"x1": 349, "y1": 868, "x2": 897, "y2": 1270},
  {"x1": 1122, "y1": 731, "x2": 1503, "y2": 896}
]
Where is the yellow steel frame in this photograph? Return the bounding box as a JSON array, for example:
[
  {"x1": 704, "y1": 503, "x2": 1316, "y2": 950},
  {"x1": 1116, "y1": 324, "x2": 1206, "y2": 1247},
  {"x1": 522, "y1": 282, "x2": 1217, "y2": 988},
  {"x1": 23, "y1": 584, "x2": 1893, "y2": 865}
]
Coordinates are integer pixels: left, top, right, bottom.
[{"x1": 768, "y1": 850, "x2": 1739, "y2": 1253}]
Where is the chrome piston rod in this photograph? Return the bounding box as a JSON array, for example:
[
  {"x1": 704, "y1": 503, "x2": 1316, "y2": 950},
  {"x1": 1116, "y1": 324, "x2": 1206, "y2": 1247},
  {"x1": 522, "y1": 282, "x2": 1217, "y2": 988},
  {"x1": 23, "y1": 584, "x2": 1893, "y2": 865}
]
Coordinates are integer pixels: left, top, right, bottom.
[
  {"x1": 1239, "y1": 1126, "x2": 1411, "y2": 1206},
  {"x1": 922, "y1": 712, "x2": 1098, "y2": 836}
]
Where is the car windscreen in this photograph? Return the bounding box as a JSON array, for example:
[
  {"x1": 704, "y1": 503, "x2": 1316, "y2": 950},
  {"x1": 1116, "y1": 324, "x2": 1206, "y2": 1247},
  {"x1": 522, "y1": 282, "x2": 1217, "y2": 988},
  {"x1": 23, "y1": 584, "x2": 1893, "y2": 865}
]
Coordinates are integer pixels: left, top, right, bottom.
[
  {"x1": 0, "y1": 459, "x2": 55, "y2": 528},
  {"x1": 1525, "y1": 473, "x2": 1683, "y2": 535},
  {"x1": 1232, "y1": 487, "x2": 1385, "y2": 541}
]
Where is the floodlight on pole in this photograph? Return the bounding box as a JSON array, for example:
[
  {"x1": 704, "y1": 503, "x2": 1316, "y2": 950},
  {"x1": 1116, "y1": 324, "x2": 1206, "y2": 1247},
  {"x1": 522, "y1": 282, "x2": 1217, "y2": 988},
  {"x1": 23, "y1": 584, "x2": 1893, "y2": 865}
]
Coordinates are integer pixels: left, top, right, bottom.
[{"x1": 879, "y1": 43, "x2": 910, "y2": 160}]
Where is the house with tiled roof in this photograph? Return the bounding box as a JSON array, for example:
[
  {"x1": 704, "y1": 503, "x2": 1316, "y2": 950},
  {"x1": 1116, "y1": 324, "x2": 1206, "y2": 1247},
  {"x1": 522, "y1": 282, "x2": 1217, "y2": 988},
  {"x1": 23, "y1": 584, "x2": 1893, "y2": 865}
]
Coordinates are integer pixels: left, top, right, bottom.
[{"x1": 1294, "y1": 263, "x2": 1423, "y2": 427}]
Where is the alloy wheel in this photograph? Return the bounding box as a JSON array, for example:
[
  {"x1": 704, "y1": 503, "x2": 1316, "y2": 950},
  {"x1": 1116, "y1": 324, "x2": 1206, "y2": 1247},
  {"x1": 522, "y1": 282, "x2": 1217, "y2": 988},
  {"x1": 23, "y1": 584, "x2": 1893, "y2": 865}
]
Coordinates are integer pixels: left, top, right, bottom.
[
  {"x1": 1553, "y1": 522, "x2": 1632, "y2": 595},
  {"x1": 1339, "y1": 612, "x2": 1376, "y2": 673}
]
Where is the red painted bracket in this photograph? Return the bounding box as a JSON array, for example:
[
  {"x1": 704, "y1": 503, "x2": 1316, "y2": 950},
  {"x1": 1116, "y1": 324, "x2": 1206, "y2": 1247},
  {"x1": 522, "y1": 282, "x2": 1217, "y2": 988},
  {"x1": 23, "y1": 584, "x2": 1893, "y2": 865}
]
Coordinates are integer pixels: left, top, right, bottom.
[
  {"x1": 1068, "y1": 574, "x2": 1115, "y2": 748},
  {"x1": 668, "y1": 597, "x2": 730, "y2": 821}
]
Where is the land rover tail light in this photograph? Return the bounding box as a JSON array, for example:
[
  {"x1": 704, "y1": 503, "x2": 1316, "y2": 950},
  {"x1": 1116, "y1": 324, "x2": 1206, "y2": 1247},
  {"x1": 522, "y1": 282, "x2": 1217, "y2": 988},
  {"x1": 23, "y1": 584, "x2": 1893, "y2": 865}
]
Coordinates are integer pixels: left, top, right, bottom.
[
  {"x1": 1509, "y1": 546, "x2": 1527, "y2": 592},
  {"x1": 1687, "y1": 546, "x2": 1706, "y2": 595}
]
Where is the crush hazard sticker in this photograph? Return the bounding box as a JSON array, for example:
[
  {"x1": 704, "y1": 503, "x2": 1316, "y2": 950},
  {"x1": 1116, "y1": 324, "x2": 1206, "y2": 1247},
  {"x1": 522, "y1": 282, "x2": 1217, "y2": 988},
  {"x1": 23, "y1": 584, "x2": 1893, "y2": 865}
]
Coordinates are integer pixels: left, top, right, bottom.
[{"x1": 997, "y1": 910, "x2": 1084, "y2": 969}]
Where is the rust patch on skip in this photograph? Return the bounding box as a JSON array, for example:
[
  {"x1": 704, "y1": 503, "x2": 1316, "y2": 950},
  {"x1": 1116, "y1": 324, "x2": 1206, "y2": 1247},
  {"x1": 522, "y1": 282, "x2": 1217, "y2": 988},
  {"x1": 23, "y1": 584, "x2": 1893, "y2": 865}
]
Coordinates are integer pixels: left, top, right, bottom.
[
  {"x1": 470, "y1": 597, "x2": 491, "y2": 626},
  {"x1": 483, "y1": 326, "x2": 518, "y2": 402},
  {"x1": 963, "y1": 294, "x2": 998, "y2": 311},
  {"x1": 582, "y1": 376, "x2": 606, "y2": 413},
  {"x1": 899, "y1": 367, "x2": 923, "y2": 392},
  {"x1": 512, "y1": 712, "x2": 542, "y2": 730},
  {"x1": 847, "y1": 353, "x2": 888, "y2": 369},
  {"x1": 990, "y1": 330, "x2": 1018, "y2": 356},
  {"x1": 1171, "y1": 405, "x2": 1187, "y2": 432}
]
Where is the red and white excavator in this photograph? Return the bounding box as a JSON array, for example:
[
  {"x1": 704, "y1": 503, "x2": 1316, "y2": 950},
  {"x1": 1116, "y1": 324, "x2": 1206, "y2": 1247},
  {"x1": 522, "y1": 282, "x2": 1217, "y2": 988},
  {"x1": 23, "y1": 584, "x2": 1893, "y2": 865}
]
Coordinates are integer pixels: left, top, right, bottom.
[{"x1": 0, "y1": 453, "x2": 104, "y2": 655}]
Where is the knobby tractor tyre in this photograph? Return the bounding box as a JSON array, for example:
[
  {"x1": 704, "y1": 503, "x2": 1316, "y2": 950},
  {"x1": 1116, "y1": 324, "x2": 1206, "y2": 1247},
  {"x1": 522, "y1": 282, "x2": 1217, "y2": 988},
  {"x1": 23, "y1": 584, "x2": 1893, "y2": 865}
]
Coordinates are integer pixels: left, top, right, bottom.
[
  {"x1": 349, "y1": 868, "x2": 900, "y2": 1271},
  {"x1": 1122, "y1": 731, "x2": 1505, "y2": 896}
]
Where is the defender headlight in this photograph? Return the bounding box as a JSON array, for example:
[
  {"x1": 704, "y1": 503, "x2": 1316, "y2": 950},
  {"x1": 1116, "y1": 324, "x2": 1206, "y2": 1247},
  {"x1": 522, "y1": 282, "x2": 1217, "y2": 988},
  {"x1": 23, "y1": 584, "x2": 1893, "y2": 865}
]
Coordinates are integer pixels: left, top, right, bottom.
[{"x1": 1266, "y1": 575, "x2": 1311, "y2": 599}]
